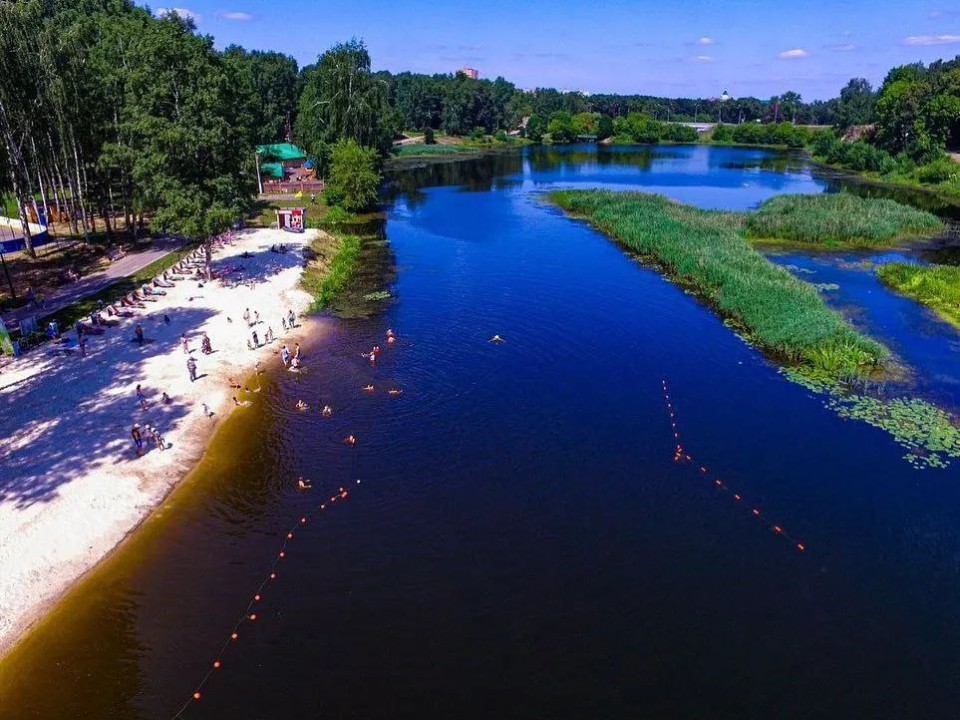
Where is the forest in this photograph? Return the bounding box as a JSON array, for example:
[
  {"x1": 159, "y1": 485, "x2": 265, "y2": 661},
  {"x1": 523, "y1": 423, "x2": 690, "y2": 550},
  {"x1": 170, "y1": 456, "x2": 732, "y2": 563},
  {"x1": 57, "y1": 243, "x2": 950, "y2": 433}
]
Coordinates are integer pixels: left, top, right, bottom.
[{"x1": 3, "y1": 0, "x2": 960, "y2": 257}]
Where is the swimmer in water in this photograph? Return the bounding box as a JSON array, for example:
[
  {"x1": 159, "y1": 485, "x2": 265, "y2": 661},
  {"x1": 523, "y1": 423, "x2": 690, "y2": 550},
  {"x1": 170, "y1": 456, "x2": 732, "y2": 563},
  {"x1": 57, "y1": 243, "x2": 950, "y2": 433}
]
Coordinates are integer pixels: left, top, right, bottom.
[
  {"x1": 296, "y1": 400, "x2": 308, "y2": 411},
  {"x1": 388, "y1": 388, "x2": 403, "y2": 396},
  {"x1": 368, "y1": 352, "x2": 376, "y2": 364},
  {"x1": 322, "y1": 405, "x2": 333, "y2": 417},
  {"x1": 372, "y1": 345, "x2": 381, "y2": 354},
  {"x1": 363, "y1": 384, "x2": 375, "y2": 392},
  {"x1": 386, "y1": 329, "x2": 395, "y2": 338},
  {"x1": 297, "y1": 477, "x2": 312, "y2": 490},
  {"x1": 344, "y1": 435, "x2": 356, "y2": 445},
  {"x1": 490, "y1": 334, "x2": 505, "y2": 343}
]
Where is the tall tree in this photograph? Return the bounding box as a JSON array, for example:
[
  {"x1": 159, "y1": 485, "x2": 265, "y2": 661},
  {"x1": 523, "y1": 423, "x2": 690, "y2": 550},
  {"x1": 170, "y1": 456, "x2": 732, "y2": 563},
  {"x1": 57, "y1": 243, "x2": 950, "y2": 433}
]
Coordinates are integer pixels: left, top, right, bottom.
[
  {"x1": 834, "y1": 78, "x2": 876, "y2": 130},
  {"x1": 223, "y1": 46, "x2": 299, "y2": 144},
  {"x1": 295, "y1": 39, "x2": 396, "y2": 169}
]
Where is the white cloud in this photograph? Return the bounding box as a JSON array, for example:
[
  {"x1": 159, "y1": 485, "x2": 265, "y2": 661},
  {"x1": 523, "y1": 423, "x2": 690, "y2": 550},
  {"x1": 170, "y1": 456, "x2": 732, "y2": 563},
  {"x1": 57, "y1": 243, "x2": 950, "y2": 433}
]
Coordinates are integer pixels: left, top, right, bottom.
[
  {"x1": 903, "y1": 33, "x2": 960, "y2": 45},
  {"x1": 825, "y1": 43, "x2": 856, "y2": 52},
  {"x1": 777, "y1": 48, "x2": 809, "y2": 59},
  {"x1": 218, "y1": 11, "x2": 253, "y2": 20},
  {"x1": 696, "y1": 36, "x2": 715, "y2": 45},
  {"x1": 693, "y1": 55, "x2": 713, "y2": 62},
  {"x1": 155, "y1": 7, "x2": 201, "y2": 22}
]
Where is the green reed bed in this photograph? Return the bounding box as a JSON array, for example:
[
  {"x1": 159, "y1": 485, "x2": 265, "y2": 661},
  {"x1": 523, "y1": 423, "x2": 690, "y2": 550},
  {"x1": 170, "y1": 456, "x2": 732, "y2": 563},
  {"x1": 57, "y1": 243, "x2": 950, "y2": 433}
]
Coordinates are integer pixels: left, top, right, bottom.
[
  {"x1": 549, "y1": 190, "x2": 888, "y2": 378},
  {"x1": 745, "y1": 193, "x2": 943, "y2": 247},
  {"x1": 393, "y1": 144, "x2": 476, "y2": 157},
  {"x1": 303, "y1": 232, "x2": 362, "y2": 311},
  {"x1": 877, "y1": 262, "x2": 960, "y2": 329}
]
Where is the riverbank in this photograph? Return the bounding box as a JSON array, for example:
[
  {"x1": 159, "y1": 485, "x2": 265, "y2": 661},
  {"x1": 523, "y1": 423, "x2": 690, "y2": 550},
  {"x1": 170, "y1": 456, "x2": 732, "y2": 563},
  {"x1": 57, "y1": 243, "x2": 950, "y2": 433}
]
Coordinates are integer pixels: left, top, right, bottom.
[
  {"x1": 878, "y1": 262, "x2": 960, "y2": 329},
  {"x1": 549, "y1": 190, "x2": 888, "y2": 378},
  {"x1": 0, "y1": 227, "x2": 318, "y2": 657},
  {"x1": 810, "y1": 154, "x2": 960, "y2": 204}
]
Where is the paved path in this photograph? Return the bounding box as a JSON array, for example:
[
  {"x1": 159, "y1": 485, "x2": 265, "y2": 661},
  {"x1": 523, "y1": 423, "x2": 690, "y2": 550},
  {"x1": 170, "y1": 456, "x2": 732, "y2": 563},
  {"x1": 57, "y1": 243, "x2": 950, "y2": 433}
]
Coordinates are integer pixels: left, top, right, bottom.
[{"x1": 3, "y1": 238, "x2": 184, "y2": 326}]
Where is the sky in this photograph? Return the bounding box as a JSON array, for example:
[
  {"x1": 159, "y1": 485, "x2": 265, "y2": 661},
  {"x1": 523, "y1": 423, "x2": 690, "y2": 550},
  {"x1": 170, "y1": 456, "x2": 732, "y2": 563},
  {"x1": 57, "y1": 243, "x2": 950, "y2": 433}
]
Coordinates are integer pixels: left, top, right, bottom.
[{"x1": 149, "y1": 0, "x2": 960, "y2": 100}]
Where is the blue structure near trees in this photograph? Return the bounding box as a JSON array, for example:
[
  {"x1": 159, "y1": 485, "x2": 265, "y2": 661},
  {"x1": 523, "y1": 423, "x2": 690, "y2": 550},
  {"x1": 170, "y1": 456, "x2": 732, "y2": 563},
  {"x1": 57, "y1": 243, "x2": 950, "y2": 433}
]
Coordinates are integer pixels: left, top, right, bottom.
[{"x1": 0, "y1": 218, "x2": 52, "y2": 254}]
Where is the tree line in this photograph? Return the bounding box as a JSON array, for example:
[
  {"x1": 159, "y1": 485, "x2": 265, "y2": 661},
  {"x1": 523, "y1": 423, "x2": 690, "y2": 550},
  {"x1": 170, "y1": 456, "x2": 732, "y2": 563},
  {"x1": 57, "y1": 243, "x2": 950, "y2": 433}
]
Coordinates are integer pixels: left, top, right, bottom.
[
  {"x1": 811, "y1": 63, "x2": 960, "y2": 182},
  {"x1": 0, "y1": 0, "x2": 295, "y2": 256},
  {"x1": 5, "y1": 2, "x2": 960, "y2": 257}
]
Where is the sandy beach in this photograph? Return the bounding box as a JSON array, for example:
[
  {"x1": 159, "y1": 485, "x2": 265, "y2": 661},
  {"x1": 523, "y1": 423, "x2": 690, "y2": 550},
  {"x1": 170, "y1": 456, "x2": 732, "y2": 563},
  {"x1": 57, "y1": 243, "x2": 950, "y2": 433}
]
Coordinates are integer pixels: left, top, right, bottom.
[{"x1": 0, "y1": 227, "x2": 318, "y2": 657}]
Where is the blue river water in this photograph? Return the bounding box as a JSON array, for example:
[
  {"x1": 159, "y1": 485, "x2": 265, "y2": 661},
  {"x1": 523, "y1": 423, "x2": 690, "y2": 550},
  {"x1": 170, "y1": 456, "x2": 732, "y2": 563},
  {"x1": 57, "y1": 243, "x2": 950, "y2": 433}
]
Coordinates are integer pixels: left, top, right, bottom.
[{"x1": 3, "y1": 145, "x2": 960, "y2": 720}]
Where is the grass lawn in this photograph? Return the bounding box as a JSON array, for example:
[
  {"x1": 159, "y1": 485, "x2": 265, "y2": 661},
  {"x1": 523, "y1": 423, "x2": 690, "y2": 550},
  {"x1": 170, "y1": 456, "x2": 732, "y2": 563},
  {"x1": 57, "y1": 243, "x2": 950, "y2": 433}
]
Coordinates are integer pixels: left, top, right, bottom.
[{"x1": 549, "y1": 189, "x2": 889, "y2": 378}]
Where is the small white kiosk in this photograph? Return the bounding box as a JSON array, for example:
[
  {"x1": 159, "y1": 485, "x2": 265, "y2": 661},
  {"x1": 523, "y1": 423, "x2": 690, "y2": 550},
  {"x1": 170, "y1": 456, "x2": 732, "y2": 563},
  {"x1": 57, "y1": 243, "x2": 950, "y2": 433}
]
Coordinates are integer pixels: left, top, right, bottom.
[{"x1": 276, "y1": 207, "x2": 305, "y2": 233}]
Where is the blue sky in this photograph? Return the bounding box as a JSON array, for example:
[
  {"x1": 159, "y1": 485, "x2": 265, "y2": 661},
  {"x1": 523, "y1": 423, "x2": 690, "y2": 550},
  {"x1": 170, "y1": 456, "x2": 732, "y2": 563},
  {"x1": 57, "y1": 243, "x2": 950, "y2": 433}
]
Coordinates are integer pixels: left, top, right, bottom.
[{"x1": 151, "y1": 0, "x2": 960, "y2": 99}]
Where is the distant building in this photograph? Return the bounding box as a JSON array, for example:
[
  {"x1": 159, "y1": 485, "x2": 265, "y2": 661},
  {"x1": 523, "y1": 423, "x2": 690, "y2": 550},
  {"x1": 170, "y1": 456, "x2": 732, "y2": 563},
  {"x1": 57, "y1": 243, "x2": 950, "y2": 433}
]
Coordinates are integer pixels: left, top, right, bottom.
[
  {"x1": 256, "y1": 142, "x2": 323, "y2": 194},
  {"x1": 459, "y1": 67, "x2": 479, "y2": 79},
  {"x1": 256, "y1": 143, "x2": 309, "y2": 181},
  {"x1": 720, "y1": 89, "x2": 731, "y2": 102}
]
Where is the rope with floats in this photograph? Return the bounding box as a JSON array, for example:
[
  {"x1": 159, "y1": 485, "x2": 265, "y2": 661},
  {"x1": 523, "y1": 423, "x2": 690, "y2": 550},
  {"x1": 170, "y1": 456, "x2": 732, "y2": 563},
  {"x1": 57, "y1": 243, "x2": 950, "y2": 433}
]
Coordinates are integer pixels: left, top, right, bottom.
[{"x1": 661, "y1": 378, "x2": 807, "y2": 554}]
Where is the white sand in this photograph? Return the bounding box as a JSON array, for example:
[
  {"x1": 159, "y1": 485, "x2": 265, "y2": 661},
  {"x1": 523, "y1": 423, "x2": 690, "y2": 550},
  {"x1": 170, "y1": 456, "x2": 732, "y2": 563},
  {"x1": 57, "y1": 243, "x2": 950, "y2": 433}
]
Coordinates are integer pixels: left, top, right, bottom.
[{"x1": 0, "y1": 227, "x2": 318, "y2": 657}]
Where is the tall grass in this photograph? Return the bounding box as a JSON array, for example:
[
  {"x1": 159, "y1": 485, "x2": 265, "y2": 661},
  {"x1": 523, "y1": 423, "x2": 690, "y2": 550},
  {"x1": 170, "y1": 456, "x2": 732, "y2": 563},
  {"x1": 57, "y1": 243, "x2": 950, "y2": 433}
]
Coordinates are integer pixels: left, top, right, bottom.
[
  {"x1": 394, "y1": 144, "x2": 476, "y2": 157},
  {"x1": 745, "y1": 194, "x2": 943, "y2": 247},
  {"x1": 877, "y1": 262, "x2": 960, "y2": 328},
  {"x1": 549, "y1": 190, "x2": 888, "y2": 378},
  {"x1": 302, "y1": 232, "x2": 362, "y2": 311}
]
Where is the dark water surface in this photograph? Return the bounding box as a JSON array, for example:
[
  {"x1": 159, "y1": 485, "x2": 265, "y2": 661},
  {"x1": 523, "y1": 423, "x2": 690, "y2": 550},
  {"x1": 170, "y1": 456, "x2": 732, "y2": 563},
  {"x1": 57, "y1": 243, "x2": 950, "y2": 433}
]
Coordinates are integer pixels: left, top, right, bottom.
[{"x1": 4, "y1": 145, "x2": 960, "y2": 720}]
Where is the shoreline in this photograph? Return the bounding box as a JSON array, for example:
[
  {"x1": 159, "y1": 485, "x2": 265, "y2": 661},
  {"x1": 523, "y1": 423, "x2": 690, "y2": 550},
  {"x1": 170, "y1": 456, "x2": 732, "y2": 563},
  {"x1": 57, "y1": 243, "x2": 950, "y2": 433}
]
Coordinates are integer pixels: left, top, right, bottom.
[{"x1": 0, "y1": 227, "x2": 321, "y2": 659}]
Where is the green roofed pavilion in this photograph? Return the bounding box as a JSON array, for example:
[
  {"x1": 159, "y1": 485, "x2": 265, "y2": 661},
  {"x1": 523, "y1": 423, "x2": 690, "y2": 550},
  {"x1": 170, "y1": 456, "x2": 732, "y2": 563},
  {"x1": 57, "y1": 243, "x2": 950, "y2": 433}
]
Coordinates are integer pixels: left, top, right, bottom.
[
  {"x1": 256, "y1": 143, "x2": 307, "y2": 161},
  {"x1": 261, "y1": 162, "x2": 284, "y2": 179}
]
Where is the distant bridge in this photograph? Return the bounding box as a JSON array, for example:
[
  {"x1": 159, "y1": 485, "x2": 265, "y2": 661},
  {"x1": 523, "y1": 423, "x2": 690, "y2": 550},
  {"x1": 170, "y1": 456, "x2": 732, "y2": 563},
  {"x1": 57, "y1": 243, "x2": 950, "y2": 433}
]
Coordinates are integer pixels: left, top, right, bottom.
[{"x1": 677, "y1": 122, "x2": 716, "y2": 133}]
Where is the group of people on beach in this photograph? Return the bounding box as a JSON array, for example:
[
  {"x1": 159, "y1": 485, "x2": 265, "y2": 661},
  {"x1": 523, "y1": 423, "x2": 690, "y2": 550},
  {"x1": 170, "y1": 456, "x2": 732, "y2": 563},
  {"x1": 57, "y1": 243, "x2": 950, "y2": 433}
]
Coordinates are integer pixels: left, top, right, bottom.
[
  {"x1": 130, "y1": 422, "x2": 166, "y2": 456},
  {"x1": 108, "y1": 237, "x2": 309, "y2": 459}
]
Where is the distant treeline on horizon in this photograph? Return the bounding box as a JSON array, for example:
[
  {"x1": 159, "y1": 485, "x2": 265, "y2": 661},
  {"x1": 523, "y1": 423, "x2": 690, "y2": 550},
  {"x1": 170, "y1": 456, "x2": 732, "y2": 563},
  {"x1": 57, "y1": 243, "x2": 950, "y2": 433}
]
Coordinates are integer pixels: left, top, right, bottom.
[{"x1": 2, "y1": 0, "x2": 958, "y2": 255}]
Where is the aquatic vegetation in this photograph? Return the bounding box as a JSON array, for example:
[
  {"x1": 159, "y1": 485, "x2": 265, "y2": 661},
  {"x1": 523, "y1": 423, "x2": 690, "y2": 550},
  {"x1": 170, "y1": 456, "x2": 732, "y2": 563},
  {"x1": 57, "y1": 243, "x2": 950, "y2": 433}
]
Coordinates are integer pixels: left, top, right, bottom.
[
  {"x1": 745, "y1": 194, "x2": 944, "y2": 247},
  {"x1": 782, "y1": 368, "x2": 960, "y2": 469},
  {"x1": 394, "y1": 143, "x2": 474, "y2": 157},
  {"x1": 363, "y1": 290, "x2": 392, "y2": 301},
  {"x1": 549, "y1": 190, "x2": 888, "y2": 378},
  {"x1": 877, "y1": 262, "x2": 960, "y2": 328},
  {"x1": 302, "y1": 233, "x2": 363, "y2": 310}
]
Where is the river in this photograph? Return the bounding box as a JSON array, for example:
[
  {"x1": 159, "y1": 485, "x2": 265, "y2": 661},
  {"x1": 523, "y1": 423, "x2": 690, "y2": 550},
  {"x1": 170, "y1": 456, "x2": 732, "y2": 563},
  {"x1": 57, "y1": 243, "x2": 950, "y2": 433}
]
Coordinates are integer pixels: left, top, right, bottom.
[{"x1": 3, "y1": 144, "x2": 960, "y2": 719}]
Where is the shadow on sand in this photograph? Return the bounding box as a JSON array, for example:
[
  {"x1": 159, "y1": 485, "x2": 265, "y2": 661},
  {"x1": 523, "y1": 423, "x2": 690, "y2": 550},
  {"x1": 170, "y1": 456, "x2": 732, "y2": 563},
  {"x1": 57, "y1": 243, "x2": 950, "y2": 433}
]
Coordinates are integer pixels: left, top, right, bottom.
[{"x1": 0, "y1": 305, "x2": 217, "y2": 509}]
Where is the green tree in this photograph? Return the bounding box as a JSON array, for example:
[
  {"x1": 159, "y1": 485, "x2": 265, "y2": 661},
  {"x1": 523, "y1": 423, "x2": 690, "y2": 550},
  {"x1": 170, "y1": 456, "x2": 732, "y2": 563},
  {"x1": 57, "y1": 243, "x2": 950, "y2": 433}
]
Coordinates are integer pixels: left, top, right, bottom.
[
  {"x1": 780, "y1": 91, "x2": 802, "y2": 124},
  {"x1": 325, "y1": 138, "x2": 381, "y2": 212},
  {"x1": 295, "y1": 39, "x2": 395, "y2": 170},
  {"x1": 712, "y1": 123, "x2": 733, "y2": 143},
  {"x1": 573, "y1": 112, "x2": 598, "y2": 135},
  {"x1": 597, "y1": 114, "x2": 614, "y2": 140},
  {"x1": 834, "y1": 78, "x2": 875, "y2": 131},
  {"x1": 223, "y1": 46, "x2": 299, "y2": 144},
  {"x1": 547, "y1": 111, "x2": 577, "y2": 143},
  {"x1": 526, "y1": 114, "x2": 545, "y2": 142},
  {"x1": 873, "y1": 65, "x2": 936, "y2": 159}
]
